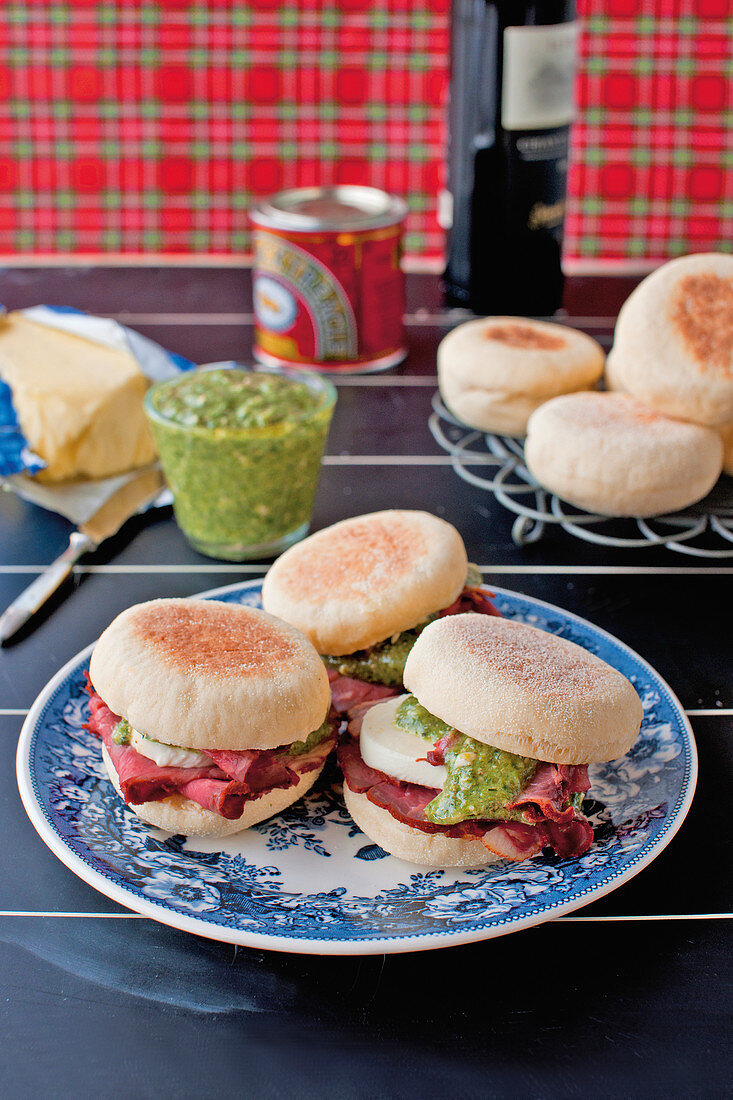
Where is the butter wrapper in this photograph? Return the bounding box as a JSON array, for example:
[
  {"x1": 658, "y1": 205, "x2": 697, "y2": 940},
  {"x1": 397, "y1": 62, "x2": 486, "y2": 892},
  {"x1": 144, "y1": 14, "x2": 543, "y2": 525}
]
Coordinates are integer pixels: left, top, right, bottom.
[
  {"x1": 0, "y1": 376, "x2": 45, "y2": 478},
  {"x1": 0, "y1": 305, "x2": 194, "y2": 524}
]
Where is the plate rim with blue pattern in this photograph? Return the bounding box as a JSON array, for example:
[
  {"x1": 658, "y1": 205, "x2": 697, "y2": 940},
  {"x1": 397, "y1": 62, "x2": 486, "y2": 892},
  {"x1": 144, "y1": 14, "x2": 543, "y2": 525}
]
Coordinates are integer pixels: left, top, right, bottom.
[{"x1": 16, "y1": 580, "x2": 697, "y2": 955}]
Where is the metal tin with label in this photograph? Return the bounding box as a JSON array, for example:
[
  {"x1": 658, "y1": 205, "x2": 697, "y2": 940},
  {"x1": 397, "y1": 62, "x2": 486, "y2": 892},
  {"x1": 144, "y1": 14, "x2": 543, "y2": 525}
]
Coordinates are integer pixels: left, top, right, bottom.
[{"x1": 251, "y1": 186, "x2": 408, "y2": 373}]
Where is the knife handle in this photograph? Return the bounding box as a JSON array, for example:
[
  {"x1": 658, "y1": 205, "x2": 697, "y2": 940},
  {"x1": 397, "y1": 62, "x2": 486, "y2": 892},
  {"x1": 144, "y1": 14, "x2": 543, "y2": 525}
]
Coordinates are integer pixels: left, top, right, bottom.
[{"x1": 0, "y1": 531, "x2": 95, "y2": 644}]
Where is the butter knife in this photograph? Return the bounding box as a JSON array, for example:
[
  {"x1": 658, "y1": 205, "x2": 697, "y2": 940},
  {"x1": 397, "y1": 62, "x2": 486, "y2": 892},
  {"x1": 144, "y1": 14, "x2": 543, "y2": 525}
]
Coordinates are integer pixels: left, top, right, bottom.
[{"x1": 0, "y1": 467, "x2": 166, "y2": 644}]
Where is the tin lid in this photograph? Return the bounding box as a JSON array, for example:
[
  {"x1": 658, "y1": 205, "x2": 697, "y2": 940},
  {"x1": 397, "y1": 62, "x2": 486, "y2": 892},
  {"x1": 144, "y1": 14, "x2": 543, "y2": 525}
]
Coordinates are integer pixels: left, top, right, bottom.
[{"x1": 251, "y1": 186, "x2": 408, "y2": 232}]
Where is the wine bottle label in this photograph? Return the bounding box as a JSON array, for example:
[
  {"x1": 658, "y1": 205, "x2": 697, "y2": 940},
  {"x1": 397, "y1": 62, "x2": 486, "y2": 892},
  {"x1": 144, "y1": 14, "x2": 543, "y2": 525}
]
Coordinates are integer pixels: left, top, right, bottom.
[
  {"x1": 438, "y1": 188, "x2": 453, "y2": 230},
  {"x1": 507, "y1": 126, "x2": 570, "y2": 241},
  {"x1": 501, "y1": 23, "x2": 578, "y2": 132}
]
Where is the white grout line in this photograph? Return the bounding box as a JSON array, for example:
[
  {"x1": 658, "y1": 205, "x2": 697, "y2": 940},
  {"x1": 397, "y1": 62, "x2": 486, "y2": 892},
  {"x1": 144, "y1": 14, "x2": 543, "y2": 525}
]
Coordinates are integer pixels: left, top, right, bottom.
[
  {"x1": 0, "y1": 911, "x2": 146, "y2": 918},
  {"x1": 77, "y1": 565, "x2": 265, "y2": 573},
  {"x1": 0, "y1": 251, "x2": 653, "y2": 277},
  {"x1": 479, "y1": 565, "x2": 733, "y2": 575},
  {"x1": 0, "y1": 254, "x2": 259, "y2": 268},
  {"x1": 563, "y1": 257, "x2": 660, "y2": 275},
  {"x1": 553, "y1": 913, "x2": 733, "y2": 922},
  {"x1": 1, "y1": 564, "x2": 732, "y2": 575},
  {"x1": 321, "y1": 455, "x2": 492, "y2": 465},
  {"x1": 2, "y1": 705, "x2": 729, "y2": 718},
  {"x1": 121, "y1": 312, "x2": 255, "y2": 323},
  {"x1": 96, "y1": 312, "x2": 615, "y2": 329},
  {"x1": 0, "y1": 564, "x2": 265, "y2": 574},
  {"x1": 550, "y1": 910, "x2": 726, "y2": 919},
  {"x1": 407, "y1": 316, "x2": 616, "y2": 327},
  {"x1": 327, "y1": 376, "x2": 438, "y2": 385},
  {"x1": 0, "y1": 911, "x2": 728, "y2": 921},
  {"x1": 685, "y1": 709, "x2": 733, "y2": 716},
  {"x1": 0, "y1": 253, "x2": 445, "y2": 274}
]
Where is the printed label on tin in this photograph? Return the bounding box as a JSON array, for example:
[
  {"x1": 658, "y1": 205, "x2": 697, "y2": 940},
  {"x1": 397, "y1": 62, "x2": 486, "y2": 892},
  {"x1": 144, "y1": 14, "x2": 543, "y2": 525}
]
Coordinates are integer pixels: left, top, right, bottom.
[
  {"x1": 253, "y1": 276, "x2": 298, "y2": 333},
  {"x1": 254, "y1": 232, "x2": 358, "y2": 361}
]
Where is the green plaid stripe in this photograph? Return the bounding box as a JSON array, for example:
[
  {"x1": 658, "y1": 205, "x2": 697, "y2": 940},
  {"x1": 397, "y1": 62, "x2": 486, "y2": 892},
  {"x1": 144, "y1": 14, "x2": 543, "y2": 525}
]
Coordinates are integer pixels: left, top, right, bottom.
[{"x1": 0, "y1": 2, "x2": 730, "y2": 261}]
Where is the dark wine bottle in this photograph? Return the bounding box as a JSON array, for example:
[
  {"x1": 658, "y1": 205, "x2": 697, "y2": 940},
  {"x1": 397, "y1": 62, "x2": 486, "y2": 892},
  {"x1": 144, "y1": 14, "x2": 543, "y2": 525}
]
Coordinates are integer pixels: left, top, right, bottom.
[{"x1": 442, "y1": 0, "x2": 578, "y2": 316}]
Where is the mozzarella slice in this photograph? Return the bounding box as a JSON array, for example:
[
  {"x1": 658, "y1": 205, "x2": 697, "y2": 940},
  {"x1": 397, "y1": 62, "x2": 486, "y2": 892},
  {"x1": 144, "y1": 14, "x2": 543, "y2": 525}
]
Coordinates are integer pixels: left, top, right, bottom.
[
  {"x1": 360, "y1": 695, "x2": 448, "y2": 789},
  {"x1": 130, "y1": 728, "x2": 211, "y2": 769}
]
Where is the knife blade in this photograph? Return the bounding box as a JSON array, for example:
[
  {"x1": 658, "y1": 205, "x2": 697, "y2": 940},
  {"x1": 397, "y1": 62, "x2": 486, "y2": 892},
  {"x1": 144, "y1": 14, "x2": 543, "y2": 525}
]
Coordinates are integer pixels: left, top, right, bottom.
[{"x1": 0, "y1": 466, "x2": 166, "y2": 644}]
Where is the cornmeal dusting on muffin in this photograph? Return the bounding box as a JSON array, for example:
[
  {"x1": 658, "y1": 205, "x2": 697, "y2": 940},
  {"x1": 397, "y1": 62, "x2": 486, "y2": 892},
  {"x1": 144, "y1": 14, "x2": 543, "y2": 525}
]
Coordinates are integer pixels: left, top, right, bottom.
[
  {"x1": 672, "y1": 274, "x2": 733, "y2": 375},
  {"x1": 449, "y1": 615, "x2": 619, "y2": 702},
  {"x1": 271, "y1": 517, "x2": 427, "y2": 600},
  {"x1": 132, "y1": 602, "x2": 298, "y2": 676},
  {"x1": 541, "y1": 393, "x2": 670, "y2": 431},
  {"x1": 485, "y1": 323, "x2": 566, "y2": 351}
]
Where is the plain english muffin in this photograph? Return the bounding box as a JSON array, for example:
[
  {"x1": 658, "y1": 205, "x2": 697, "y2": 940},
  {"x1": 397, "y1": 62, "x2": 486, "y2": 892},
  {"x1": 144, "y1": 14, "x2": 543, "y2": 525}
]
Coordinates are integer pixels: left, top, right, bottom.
[
  {"x1": 403, "y1": 614, "x2": 642, "y2": 765},
  {"x1": 719, "y1": 424, "x2": 733, "y2": 476},
  {"x1": 86, "y1": 598, "x2": 335, "y2": 837},
  {"x1": 524, "y1": 392, "x2": 723, "y2": 517},
  {"x1": 606, "y1": 252, "x2": 733, "y2": 426},
  {"x1": 337, "y1": 612, "x2": 642, "y2": 867},
  {"x1": 261, "y1": 510, "x2": 469, "y2": 656},
  {"x1": 438, "y1": 316, "x2": 605, "y2": 437}
]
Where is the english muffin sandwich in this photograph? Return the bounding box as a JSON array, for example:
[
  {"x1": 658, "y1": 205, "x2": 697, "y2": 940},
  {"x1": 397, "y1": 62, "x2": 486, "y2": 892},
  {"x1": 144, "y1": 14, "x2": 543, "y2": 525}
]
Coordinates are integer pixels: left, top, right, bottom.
[
  {"x1": 85, "y1": 598, "x2": 335, "y2": 836},
  {"x1": 438, "y1": 316, "x2": 605, "y2": 437},
  {"x1": 606, "y1": 252, "x2": 733, "y2": 427},
  {"x1": 261, "y1": 510, "x2": 500, "y2": 720},
  {"x1": 339, "y1": 614, "x2": 643, "y2": 867}
]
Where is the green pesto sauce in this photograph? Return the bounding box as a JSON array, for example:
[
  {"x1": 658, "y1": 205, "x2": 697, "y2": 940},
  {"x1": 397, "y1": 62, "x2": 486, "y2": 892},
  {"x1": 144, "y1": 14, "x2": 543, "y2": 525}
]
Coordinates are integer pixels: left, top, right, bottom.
[
  {"x1": 323, "y1": 616, "x2": 438, "y2": 687},
  {"x1": 465, "y1": 562, "x2": 483, "y2": 588},
  {"x1": 279, "y1": 716, "x2": 332, "y2": 758},
  {"x1": 147, "y1": 369, "x2": 333, "y2": 554},
  {"x1": 427, "y1": 736, "x2": 538, "y2": 825},
  {"x1": 394, "y1": 694, "x2": 453, "y2": 741},
  {"x1": 395, "y1": 694, "x2": 538, "y2": 825},
  {"x1": 152, "y1": 369, "x2": 320, "y2": 431},
  {"x1": 321, "y1": 565, "x2": 483, "y2": 688},
  {"x1": 112, "y1": 718, "x2": 132, "y2": 745}
]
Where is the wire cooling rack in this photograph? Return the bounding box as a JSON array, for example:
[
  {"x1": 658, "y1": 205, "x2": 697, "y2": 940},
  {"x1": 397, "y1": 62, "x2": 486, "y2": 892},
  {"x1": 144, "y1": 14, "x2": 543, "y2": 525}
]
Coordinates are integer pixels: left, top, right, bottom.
[{"x1": 429, "y1": 393, "x2": 733, "y2": 558}]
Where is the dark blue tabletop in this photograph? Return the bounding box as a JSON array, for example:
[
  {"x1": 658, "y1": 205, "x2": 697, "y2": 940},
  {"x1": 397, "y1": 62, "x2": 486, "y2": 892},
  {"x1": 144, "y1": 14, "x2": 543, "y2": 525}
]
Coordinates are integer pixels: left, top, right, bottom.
[{"x1": 0, "y1": 267, "x2": 730, "y2": 1098}]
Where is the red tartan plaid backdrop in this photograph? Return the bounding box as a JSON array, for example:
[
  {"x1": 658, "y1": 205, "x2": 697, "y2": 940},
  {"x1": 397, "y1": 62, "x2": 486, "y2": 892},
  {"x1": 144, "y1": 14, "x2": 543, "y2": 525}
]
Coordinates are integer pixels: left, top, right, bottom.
[{"x1": 0, "y1": 0, "x2": 730, "y2": 263}]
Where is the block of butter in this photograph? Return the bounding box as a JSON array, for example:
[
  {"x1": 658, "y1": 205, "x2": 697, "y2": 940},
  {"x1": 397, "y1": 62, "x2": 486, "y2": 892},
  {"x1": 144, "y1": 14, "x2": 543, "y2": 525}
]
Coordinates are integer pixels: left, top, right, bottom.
[{"x1": 0, "y1": 311, "x2": 158, "y2": 482}]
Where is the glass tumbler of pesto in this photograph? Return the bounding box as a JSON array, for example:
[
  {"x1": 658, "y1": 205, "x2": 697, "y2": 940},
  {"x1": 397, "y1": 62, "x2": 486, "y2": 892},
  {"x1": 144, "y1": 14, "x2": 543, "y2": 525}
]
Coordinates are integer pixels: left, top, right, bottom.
[{"x1": 144, "y1": 365, "x2": 336, "y2": 560}]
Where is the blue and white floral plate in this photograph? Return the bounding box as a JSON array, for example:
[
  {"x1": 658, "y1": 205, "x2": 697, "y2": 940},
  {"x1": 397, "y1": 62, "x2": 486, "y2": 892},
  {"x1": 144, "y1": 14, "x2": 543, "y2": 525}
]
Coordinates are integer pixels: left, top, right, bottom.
[{"x1": 17, "y1": 581, "x2": 696, "y2": 955}]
